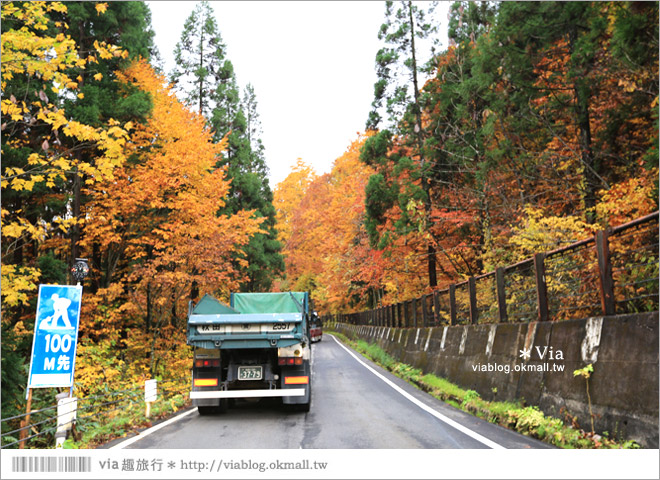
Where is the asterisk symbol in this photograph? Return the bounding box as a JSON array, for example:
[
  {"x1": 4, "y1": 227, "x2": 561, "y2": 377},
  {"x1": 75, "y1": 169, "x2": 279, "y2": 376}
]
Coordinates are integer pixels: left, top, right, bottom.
[
  {"x1": 519, "y1": 348, "x2": 531, "y2": 360},
  {"x1": 167, "y1": 461, "x2": 176, "y2": 469}
]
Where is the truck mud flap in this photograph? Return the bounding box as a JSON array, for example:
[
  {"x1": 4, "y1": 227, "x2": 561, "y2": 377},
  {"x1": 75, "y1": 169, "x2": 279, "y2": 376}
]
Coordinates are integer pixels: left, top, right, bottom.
[{"x1": 281, "y1": 361, "x2": 311, "y2": 407}]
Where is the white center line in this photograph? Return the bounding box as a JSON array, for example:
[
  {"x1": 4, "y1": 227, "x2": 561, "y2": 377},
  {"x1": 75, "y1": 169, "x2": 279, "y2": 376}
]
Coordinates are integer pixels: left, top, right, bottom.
[{"x1": 329, "y1": 334, "x2": 505, "y2": 449}]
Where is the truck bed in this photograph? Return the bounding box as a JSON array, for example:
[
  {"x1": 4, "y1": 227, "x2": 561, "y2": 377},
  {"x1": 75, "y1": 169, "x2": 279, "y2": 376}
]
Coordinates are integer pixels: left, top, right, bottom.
[{"x1": 187, "y1": 312, "x2": 304, "y2": 349}]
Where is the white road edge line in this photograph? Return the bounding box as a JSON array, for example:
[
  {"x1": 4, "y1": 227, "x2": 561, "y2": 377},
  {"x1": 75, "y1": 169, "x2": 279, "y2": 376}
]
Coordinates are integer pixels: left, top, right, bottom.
[
  {"x1": 112, "y1": 342, "x2": 320, "y2": 450},
  {"x1": 109, "y1": 407, "x2": 198, "y2": 449},
  {"x1": 329, "y1": 334, "x2": 505, "y2": 449}
]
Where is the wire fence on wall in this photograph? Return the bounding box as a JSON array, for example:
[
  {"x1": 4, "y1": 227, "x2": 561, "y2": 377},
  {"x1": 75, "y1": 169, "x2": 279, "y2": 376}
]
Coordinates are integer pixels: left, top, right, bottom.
[{"x1": 1, "y1": 376, "x2": 190, "y2": 449}]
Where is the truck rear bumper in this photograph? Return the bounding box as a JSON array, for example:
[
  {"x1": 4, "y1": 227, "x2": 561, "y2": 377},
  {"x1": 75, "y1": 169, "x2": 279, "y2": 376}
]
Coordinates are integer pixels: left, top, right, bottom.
[{"x1": 190, "y1": 388, "x2": 305, "y2": 399}]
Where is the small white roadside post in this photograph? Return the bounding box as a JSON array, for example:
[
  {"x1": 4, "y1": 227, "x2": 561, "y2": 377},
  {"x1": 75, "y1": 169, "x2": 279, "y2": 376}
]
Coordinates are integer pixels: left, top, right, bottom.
[
  {"x1": 144, "y1": 379, "x2": 157, "y2": 418},
  {"x1": 54, "y1": 393, "x2": 77, "y2": 448}
]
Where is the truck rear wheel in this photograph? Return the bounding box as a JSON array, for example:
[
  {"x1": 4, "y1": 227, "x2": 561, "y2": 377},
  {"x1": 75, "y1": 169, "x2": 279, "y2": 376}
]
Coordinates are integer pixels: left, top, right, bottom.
[
  {"x1": 289, "y1": 385, "x2": 311, "y2": 413},
  {"x1": 198, "y1": 399, "x2": 228, "y2": 415},
  {"x1": 297, "y1": 400, "x2": 311, "y2": 413},
  {"x1": 198, "y1": 406, "x2": 215, "y2": 415},
  {"x1": 303, "y1": 385, "x2": 312, "y2": 412}
]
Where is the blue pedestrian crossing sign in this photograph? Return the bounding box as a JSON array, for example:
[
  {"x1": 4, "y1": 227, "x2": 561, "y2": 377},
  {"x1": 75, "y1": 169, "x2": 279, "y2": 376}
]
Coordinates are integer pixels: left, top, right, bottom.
[{"x1": 27, "y1": 285, "x2": 83, "y2": 389}]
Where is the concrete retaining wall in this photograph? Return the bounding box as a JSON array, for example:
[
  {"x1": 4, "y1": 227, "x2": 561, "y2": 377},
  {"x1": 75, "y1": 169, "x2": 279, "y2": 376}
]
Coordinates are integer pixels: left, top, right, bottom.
[{"x1": 335, "y1": 312, "x2": 659, "y2": 448}]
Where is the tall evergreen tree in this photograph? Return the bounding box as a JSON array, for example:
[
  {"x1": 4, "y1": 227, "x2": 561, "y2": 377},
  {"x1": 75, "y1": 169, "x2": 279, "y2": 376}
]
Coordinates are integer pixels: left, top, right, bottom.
[
  {"x1": 491, "y1": 2, "x2": 613, "y2": 222},
  {"x1": 63, "y1": 1, "x2": 155, "y2": 125},
  {"x1": 170, "y1": 1, "x2": 226, "y2": 118},
  {"x1": 420, "y1": 1, "x2": 499, "y2": 276},
  {"x1": 600, "y1": 2, "x2": 658, "y2": 174},
  {"x1": 242, "y1": 83, "x2": 267, "y2": 174},
  {"x1": 366, "y1": 0, "x2": 439, "y2": 132},
  {"x1": 171, "y1": 2, "x2": 283, "y2": 292},
  {"x1": 363, "y1": 0, "x2": 440, "y2": 288},
  {"x1": 447, "y1": 1, "x2": 496, "y2": 46},
  {"x1": 236, "y1": 84, "x2": 283, "y2": 291}
]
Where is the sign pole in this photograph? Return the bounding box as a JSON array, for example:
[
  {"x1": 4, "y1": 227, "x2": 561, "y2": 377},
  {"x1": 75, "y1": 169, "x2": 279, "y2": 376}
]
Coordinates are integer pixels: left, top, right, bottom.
[
  {"x1": 69, "y1": 279, "x2": 79, "y2": 400},
  {"x1": 21, "y1": 260, "x2": 88, "y2": 449},
  {"x1": 24, "y1": 282, "x2": 85, "y2": 448},
  {"x1": 69, "y1": 258, "x2": 89, "y2": 398},
  {"x1": 70, "y1": 299, "x2": 76, "y2": 399},
  {"x1": 18, "y1": 388, "x2": 33, "y2": 449}
]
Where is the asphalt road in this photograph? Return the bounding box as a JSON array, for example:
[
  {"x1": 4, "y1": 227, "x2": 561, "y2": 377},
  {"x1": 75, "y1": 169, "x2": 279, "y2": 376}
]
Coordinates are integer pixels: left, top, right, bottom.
[{"x1": 111, "y1": 334, "x2": 551, "y2": 449}]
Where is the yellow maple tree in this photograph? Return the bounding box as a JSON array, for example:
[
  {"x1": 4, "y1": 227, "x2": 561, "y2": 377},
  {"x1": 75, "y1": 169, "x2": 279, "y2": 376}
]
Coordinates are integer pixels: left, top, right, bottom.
[
  {"x1": 75, "y1": 59, "x2": 263, "y2": 388},
  {"x1": 1, "y1": 1, "x2": 129, "y2": 309}
]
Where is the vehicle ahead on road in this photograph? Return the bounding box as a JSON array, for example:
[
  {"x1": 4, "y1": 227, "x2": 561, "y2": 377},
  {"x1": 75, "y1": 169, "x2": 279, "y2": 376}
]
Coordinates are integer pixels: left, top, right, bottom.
[
  {"x1": 186, "y1": 292, "x2": 312, "y2": 414},
  {"x1": 310, "y1": 311, "x2": 323, "y2": 343}
]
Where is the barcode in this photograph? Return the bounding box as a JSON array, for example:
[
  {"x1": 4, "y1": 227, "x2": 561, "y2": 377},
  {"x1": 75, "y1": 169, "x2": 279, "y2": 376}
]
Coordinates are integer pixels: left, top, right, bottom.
[{"x1": 12, "y1": 456, "x2": 91, "y2": 473}]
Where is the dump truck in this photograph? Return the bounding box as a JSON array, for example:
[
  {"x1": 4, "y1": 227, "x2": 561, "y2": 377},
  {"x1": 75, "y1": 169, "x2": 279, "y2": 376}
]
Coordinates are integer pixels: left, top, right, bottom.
[{"x1": 187, "y1": 292, "x2": 312, "y2": 414}]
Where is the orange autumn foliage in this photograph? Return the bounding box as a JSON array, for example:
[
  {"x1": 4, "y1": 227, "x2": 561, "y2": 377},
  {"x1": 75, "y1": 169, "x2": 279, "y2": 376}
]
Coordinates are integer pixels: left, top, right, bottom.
[
  {"x1": 75, "y1": 59, "x2": 263, "y2": 392},
  {"x1": 86, "y1": 59, "x2": 261, "y2": 297},
  {"x1": 275, "y1": 134, "x2": 383, "y2": 313},
  {"x1": 273, "y1": 159, "x2": 317, "y2": 248}
]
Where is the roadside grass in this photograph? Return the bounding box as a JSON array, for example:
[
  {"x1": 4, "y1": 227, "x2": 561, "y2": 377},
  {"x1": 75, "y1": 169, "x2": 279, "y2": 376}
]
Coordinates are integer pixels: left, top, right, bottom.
[
  {"x1": 331, "y1": 331, "x2": 640, "y2": 449},
  {"x1": 65, "y1": 390, "x2": 190, "y2": 449}
]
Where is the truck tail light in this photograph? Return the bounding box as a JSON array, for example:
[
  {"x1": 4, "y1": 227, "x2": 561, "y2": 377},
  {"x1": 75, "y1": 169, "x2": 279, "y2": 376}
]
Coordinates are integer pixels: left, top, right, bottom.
[
  {"x1": 195, "y1": 359, "x2": 220, "y2": 368},
  {"x1": 278, "y1": 357, "x2": 303, "y2": 366},
  {"x1": 284, "y1": 376, "x2": 309, "y2": 385},
  {"x1": 193, "y1": 378, "x2": 218, "y2": 387}
]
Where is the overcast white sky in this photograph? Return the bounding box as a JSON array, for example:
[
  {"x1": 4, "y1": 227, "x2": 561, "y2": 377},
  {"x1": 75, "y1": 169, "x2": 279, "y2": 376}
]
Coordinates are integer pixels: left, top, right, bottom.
[{"x1": 146, "y1": 1, "x2": 448, "y2": 186}]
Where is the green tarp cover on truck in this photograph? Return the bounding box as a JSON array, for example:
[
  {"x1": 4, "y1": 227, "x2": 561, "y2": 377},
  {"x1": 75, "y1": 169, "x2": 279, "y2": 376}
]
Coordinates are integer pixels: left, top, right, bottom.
[
  {"x1": 231, "y1": 292, "x2": 307, "y2": 314},
  {"x1": 192, "y1": 294, "x2": 238, "y2": 315}
]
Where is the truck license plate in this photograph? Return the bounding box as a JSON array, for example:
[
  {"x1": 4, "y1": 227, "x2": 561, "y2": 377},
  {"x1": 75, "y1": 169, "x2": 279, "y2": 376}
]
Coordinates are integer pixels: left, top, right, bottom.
[{"x1": 238, "y1": 366, "x2": 262, "y2": 381}]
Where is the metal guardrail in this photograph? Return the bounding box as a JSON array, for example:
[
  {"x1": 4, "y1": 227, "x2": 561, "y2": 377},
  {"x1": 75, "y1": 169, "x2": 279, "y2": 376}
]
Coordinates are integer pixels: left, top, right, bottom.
[{"x1": 324, "y1": 212, "x2": 659, "y2": 327}]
